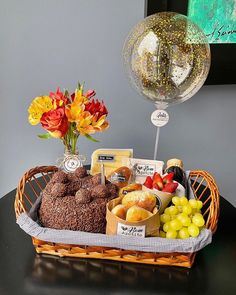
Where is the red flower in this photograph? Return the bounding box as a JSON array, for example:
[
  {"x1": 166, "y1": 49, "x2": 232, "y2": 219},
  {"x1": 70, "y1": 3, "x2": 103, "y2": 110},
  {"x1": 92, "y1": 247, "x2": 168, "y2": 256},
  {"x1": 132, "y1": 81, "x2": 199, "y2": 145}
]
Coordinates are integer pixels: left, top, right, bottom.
[
  {"x1": 85, "y1": 99, "x2": 108, "y2": 119},
  {"x1": 70, "y1": 89, "x2": 96, "y2": 102},
  {"x1": 49, "y1": 88, "x2": 68, "y2": 106},
  {"x1": 40, "y1": 107, "x2": 69, "y2": 138},
  {"x1": 84, "y1": 90, "x2": 96, "y2": 98}
]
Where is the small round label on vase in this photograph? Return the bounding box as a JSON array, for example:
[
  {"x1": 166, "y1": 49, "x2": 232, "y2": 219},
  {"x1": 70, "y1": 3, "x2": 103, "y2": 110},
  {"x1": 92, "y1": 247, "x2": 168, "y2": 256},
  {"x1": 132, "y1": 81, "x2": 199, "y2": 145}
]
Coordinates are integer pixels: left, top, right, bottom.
[
  {"x1": 151, "y1": 110, "x2": 169, "y2": 127},
  {"x1": 63, "y1": 155, "x2": 82, "y2": 172}
]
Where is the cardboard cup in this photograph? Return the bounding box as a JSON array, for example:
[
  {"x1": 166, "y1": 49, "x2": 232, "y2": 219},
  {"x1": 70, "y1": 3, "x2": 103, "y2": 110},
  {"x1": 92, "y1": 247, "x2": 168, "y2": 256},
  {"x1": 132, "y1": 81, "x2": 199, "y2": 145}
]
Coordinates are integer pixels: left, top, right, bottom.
[
  {"x1": 106, "y1": 196, "x2": 160, "y2": 237},
  {"x1": 142, "y1": 186, "x2": 173, "y2": 214}
]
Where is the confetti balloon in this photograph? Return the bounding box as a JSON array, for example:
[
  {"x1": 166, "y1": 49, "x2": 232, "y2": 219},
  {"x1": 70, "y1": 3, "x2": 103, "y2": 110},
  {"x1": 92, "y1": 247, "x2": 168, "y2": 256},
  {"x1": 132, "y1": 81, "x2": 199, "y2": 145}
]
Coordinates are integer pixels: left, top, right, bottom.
[{"x1": 123, "y1": 12, "x2": 211, "y2": 108}]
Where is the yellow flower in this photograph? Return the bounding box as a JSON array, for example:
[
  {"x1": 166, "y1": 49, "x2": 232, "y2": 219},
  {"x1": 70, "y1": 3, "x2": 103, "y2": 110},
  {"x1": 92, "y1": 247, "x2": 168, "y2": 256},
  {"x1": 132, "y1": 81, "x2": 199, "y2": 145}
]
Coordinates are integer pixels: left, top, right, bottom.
[
  {"x1": 65, "y1": 101, "x2": 84, "y2": 122},
  {"x1": 91, "y1": 114, "x2": 109, "y2": 132},
  {"x1": 74, "y1": 88, "x2": 89, "y2": 105},
  {"x1": 76, "y1": 113, "x2": 109, "y2": 136},
  {"x1": 28, "y1": 96, "x2": 53, "y2": 125},
  {"x1": 76, "y1": 111, "x2": 95, "y2": 135}
]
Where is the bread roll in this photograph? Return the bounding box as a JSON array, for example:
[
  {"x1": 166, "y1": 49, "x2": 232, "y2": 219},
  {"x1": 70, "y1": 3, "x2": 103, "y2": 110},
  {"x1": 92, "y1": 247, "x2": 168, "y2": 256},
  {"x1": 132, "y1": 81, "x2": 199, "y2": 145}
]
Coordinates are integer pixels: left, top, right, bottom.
[
  {"x1": 119, "y1": 183, "x2": 142, "y2": 198},
  {"x1": 111, "y1": 204, "x2": 127, "y2": 220},
  {"x1": 122, "y1": 191, "x2": 156, "y2": 212},
  {"x1": 126, "y1": 205, "x2": 153, "y2": 222}
]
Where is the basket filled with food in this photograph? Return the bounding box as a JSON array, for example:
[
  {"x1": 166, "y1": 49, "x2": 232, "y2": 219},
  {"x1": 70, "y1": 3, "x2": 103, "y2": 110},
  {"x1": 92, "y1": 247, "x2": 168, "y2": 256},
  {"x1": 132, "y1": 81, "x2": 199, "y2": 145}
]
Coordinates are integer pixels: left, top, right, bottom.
[{"x1": 15, "y1": 151, "x2": 219, "y2": 268}]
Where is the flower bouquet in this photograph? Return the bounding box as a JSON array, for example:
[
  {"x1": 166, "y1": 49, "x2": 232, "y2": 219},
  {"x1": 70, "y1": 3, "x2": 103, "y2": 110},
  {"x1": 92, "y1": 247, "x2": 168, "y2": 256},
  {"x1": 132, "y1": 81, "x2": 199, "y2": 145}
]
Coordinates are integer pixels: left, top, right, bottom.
[{"x1": 28, "y1": 83, "x2": 109, "y2": 171}]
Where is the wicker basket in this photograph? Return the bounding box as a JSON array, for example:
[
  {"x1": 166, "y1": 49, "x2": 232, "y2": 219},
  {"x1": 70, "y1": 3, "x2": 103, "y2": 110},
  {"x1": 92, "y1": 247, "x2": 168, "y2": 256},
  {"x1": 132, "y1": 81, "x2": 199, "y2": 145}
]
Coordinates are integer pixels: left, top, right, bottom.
[{"x1": 15, "y1": 166, "x2": 219, "y2": 268}]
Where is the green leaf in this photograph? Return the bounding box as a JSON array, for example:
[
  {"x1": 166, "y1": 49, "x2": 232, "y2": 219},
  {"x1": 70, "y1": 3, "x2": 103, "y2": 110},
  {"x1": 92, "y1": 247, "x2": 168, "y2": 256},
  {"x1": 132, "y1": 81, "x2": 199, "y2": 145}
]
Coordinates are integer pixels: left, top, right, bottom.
[
  {"x1": 38, "y1": 133, "x2": 52, "y2": 139},
  {"x1": 77, "y1": 81, "x2": 84, "y2": 93},
  {"x1": 85, "y1": 134, "x2": 99, "y2": 142},
  {"x1": 64, "y1": 89, "x2": 69, "y2": 97}
]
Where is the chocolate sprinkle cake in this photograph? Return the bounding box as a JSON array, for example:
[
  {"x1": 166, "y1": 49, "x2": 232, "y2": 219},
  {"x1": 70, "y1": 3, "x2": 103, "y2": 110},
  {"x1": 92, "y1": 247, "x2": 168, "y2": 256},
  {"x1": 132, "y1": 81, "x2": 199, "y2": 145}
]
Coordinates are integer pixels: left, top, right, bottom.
[{"x1": 39, "y1": 167, "x2": 118, "y2": 233}]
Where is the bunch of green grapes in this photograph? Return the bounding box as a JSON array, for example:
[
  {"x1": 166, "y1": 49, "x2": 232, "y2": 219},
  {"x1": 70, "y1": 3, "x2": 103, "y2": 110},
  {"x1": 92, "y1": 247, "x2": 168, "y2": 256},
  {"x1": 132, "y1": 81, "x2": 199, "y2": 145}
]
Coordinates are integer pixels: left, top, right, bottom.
[{"x1": 160, "y1": 197, "x2": 205, "y2": 239}]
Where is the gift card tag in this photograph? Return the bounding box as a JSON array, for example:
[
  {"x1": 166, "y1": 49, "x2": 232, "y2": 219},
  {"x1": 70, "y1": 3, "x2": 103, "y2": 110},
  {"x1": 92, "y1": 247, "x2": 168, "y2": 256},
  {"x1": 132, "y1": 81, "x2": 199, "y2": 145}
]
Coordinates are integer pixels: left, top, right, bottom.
[
  {"x1": 151, "y1": 110, "x2": 169, "y2": 127},
  {"x1": 133, "y1": 163, "x2": 156, "y2": 177},
  {"x1": 117, "y1": 223, "x2": 145, "y2": 238}
]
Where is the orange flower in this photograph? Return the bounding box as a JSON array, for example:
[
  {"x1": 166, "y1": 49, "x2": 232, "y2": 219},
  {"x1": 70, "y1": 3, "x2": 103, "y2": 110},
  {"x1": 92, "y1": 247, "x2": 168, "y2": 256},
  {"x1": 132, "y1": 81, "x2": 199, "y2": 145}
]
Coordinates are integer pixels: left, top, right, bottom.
[
  {"x1": 65, "y1": 101, "x2": 84, "y2": 122},
  {"x1": 40, "y1": 107, "x2": 68, "y2": 138},
  {"x1": 91, "y1": 114, "x2": 109, "y2": 132},
  {"x1": 75, "y1": 112, "x2": 109, "y2": 135},
  {"x1": 76, "y1": 111, "x2": 94, "y2": 135},
  {"x1": 72, "y1": 87, "x2": 89, "y2": 105}
]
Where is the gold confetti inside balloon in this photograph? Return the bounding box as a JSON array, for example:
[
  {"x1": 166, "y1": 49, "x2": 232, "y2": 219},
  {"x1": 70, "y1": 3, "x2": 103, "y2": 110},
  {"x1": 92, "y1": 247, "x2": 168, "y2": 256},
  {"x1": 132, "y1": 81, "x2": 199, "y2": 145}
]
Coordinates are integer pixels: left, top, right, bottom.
[{"x1": 123, "y1": 12, "x2": 211, "y2": 108}]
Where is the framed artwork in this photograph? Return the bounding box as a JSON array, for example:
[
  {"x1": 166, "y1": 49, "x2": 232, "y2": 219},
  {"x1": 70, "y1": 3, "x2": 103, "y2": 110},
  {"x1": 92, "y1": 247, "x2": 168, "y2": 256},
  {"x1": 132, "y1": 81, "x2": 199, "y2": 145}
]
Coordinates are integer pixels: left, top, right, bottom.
[{"x1": 145, "y1": 0, "x2": 236, "y2": 85}]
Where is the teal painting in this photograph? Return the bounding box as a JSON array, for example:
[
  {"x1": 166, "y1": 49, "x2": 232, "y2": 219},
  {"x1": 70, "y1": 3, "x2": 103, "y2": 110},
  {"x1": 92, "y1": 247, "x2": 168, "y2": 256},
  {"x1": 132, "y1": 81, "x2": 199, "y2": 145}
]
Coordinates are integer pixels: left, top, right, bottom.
[{"x1": 188, "y1": 0, "x2": 236, "y2": 43}]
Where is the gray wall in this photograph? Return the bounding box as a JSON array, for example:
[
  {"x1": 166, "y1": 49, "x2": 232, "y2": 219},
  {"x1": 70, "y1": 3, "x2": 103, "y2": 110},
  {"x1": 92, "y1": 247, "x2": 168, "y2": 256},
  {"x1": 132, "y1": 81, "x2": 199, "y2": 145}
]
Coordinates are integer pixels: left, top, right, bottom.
[{"x1": 0, "y1": 0, "x2": 235, "y2": 207}]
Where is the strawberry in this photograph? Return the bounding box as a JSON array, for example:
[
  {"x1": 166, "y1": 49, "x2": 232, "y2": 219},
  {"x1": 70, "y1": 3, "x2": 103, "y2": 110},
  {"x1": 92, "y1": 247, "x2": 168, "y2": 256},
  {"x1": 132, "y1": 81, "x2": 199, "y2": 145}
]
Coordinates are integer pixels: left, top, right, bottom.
[
  {"x1": 162, "y1": 182, "x2": 178, "y2": 193},
  {"x1": 163, "y1": 172, "x2": 175, "y2": 184},
  {"x1": 153, "y1": 182, "x2": 161, "y2": 190},
  {"x1": 143, "y1": 176, "x2": 153, "y2": 189},
  {"x1": 153, "y1": 172, "x2": 164, "y2": 190}
]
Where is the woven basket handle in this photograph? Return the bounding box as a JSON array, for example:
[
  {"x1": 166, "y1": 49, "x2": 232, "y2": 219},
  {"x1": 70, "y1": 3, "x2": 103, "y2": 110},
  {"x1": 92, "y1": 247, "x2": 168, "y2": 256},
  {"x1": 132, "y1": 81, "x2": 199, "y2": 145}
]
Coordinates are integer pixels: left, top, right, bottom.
[
  {"x1": 14, "y1": 166, "x2": 58, "y2": 218},
  {"x1": 190, "y1": 170, "x2": 220, "y2": 233}
]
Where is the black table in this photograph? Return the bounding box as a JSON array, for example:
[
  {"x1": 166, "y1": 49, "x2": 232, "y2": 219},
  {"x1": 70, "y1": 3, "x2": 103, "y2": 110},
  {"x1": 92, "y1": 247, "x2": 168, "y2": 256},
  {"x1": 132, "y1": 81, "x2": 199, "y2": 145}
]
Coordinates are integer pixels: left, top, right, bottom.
[{"x1": 0, "y1": 189, "x2": 236, "y2": 295}]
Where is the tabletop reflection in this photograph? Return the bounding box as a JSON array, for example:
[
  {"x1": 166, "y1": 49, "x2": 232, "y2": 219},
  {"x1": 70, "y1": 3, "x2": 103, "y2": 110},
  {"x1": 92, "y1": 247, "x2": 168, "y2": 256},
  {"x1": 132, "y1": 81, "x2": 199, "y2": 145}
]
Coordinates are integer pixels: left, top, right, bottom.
[{"x1": 24, "y1": 254, "x2": 208, "y2": 294}]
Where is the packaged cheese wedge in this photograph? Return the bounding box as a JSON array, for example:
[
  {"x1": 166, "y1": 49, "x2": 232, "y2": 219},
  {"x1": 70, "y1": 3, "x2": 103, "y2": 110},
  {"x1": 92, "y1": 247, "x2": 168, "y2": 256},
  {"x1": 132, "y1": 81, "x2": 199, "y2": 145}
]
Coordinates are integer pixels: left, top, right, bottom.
[{"x1": 90, "y1": 149, "x2": 133, "y2": 176}]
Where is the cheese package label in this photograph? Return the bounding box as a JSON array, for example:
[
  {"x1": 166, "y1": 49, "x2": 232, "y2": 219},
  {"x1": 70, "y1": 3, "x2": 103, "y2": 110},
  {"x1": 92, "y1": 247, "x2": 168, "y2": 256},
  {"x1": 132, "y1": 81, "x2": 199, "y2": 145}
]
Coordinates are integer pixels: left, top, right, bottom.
[{"x1": 90, "y1": 149, "x2": 133, "y2": 176}]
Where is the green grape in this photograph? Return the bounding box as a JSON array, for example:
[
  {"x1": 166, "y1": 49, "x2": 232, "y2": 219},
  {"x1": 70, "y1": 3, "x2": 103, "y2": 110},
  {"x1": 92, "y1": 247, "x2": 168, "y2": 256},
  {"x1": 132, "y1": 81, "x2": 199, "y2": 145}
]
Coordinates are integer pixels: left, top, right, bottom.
[
  {"x1": 180, "y1": 196, "x2": 188, "y2": 206},
  {"x1": 178, "y1": 214, "x2": 191, "y2": 227},
  {"x1": 189, "y1": 199, "x2": 198, "y2": 209},
  {"x1": 191, "y1": 208, "x2": 201, "y2": 215},
  {"x1": 197, "y1": 200, "x2": 203, "y2": 209},
  {"x1": 193, "y1": 212, "x2": 202, "y2": 218},
  {"x1": 159, "y1": 230, "x2": 166, "y2": 238},
  {"x1": 170, "y1": 214, "x2": 177, "y2": 220},
  {"x1": 166, "y1": 230, "x2": 177, "y2": 239},
  {"x1": 192, "y1": 214, "x2": 205, "y2": 227},
  {"x1": 182, "y1": 204, "x2": 192, "y2": 215},
  {"x1": 163, "y1": 222, "x2": 171, "y2": 233},
  {"x1": 160, "y1": 214, "x2": 171, "y2": 224},
  {"x1": 170, "y1": 219, "x2": 182, "y2": 231},
  {"x1": 178, "y1": 228, "x2": 190, "y2": 239},
  {"x1": 168, "y1": 206, "x2": 178, "y2": 215},
  {"x1": 172, "y1": 196, "x2": 181, "y2": 206},
  {"x1": 188, "y1": 224, "x2": 200, "y2": 237},
  {"x1": 176, "y1": 206, "x2": 183, "y2": 213},
  {"x1": 177, "y1": 213, "x2": 187, "y2": 220},
  {"x1": 164, "y1": 207, "x2": 171, "y2": 215}
]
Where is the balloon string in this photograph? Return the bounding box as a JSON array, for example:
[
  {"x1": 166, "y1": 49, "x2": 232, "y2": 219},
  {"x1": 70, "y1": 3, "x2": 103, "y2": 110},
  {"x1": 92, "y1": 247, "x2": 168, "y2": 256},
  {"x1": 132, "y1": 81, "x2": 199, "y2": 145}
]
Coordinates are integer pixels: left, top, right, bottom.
[{"x1": 153, "y1": 126, "x2": 160, "y2": 160}]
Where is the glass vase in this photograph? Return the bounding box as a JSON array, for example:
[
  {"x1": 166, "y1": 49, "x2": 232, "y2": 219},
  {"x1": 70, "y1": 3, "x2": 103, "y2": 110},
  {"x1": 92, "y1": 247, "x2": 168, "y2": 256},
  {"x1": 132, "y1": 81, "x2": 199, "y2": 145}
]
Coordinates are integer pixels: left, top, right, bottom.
[{"x1": 57, "y1": 147, "x2": 86, "y2": 173}]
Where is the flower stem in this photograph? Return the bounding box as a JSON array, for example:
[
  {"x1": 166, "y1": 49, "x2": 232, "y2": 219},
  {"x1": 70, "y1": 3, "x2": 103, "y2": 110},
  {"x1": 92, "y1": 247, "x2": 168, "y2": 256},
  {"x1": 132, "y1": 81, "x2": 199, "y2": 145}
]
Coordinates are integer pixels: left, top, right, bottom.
[{"x1": 71, "y1": 123, "x2": 78, "y2": 154}]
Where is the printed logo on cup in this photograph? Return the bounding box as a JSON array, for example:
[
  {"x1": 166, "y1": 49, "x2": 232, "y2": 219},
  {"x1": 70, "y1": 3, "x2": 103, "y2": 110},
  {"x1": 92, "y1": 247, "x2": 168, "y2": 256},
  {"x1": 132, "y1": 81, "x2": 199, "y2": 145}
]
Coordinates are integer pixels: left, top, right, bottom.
[
  {"x1": 117, "y1": 222, "x2": 146, "y2": 238},
  {"x1": 151, "y1": 110, "x2": 169, "y2": 127},
  {"x1": 117, "y1": 223, "x2": 145, "y2": 237}
]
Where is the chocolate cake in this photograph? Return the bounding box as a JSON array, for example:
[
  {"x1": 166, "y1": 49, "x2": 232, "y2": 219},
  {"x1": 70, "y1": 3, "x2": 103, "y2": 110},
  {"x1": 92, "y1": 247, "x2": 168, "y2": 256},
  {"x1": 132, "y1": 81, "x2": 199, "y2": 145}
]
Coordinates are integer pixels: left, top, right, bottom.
[{"x1": 39, "y1": 167, "x2": 118, "y2": 233}]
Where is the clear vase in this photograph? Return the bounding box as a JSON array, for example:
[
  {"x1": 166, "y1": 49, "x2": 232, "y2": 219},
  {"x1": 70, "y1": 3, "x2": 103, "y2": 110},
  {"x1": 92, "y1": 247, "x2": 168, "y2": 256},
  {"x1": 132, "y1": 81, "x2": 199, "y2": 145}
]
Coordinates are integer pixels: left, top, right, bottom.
[{"x1": 57, "y1": 147, "x2": 86, "y2": 173}]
